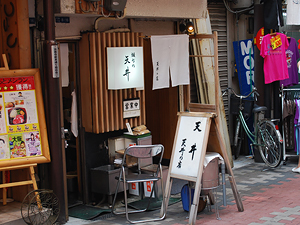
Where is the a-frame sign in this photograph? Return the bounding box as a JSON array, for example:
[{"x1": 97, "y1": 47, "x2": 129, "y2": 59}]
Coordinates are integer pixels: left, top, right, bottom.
[{"x1": 161, "y1": 32, "x2": 243, "y2": 225}]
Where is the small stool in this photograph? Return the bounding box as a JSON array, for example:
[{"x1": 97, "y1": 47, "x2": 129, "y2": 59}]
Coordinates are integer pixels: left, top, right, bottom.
[{"x1": 201, "y1": 157, "x2": 220, "y2": 220}]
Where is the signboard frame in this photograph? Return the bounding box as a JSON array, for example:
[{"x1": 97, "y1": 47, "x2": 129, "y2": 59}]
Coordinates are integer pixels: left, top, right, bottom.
[
  {"x1": 169, "y1": 113, "x2": 211, "y2": 180},
  {"x1": 0, "y1": 68, "x2": 50, "y2": 167}
]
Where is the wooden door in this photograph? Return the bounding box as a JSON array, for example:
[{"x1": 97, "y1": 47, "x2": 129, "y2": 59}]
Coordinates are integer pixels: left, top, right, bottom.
[{"x1": 143, "y1": 38, "x2": 178, "y2": 160}]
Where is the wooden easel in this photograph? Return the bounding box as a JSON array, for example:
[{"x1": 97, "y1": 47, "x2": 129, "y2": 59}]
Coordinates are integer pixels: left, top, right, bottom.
[
  {"x1": 161, "y1": 32, "x2": 243, "y2": 225},
  {"x1": 0, "y1": 54, "x2": 9, "y2": 71},
  {"x1": 0, "y1": 55, "x2": 39, "y2": 205},
  {"x1": 0, "y1": 163, "x2": 38, "y2": 205}
]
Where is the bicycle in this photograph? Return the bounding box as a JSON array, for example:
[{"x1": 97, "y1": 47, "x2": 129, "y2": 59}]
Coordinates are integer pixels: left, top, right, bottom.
[{"x1": 222, "y1": 87, "x2": 283, "y2": 168}]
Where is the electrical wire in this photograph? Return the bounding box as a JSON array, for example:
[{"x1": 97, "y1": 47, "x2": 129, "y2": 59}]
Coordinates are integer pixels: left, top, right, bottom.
[
  {"x1": 94, "y1": 7, "x2": 127, "y2": 31},
  {"x1": 101, "y1": 0, "x2": 111, "y2": 17},
  {"x1": 222, "y1": 0, "x2": 254, "y2": 14},
  {"x1": 79, "y1": 0, "x2": 91, "y2": 13}
]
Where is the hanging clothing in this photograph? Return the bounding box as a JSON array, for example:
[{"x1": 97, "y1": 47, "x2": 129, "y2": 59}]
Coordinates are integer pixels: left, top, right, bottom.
[
  {"x1": 294, "y1": 99, "x2": 300, "y2": 155},
  {"x1": 151, "y1": 34, "x2": 189, "y2": 90},
  {"x1": 280, "y1": 37, "x2": 300, "y2": 87},
  {"x1": 283, "y1": 99, "x2": 295, "y2": 149},
  {"x1": 286, "y1": 0, "x2": 300, "y2": 25},
  {"x1": 260, "y1": 33, "x2": 289, "y2": 84},
  {"x1": 261, "y1": 0, "x2": 284, "y2": 30},
  {"x1": 71, "y1": 90, "x2": 78, "y2": 137}
]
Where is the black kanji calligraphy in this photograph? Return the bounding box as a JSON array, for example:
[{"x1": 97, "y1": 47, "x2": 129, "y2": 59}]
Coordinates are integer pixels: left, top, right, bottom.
[
  {"x1": 177, "y1": 138, "x2": 187, "y2": 168},
  {"x1": 123, "y1": 67, "x2": 130, "y2": 81},
  {"x1": 189, "y1": 143, "x2": 197, "y2": 160},
  {"x1": 124, "y1": 55, "x2": 130, "y2": 64},
  {"x1": 193, "y1": 121, "x2": 202, "y2": 132}
]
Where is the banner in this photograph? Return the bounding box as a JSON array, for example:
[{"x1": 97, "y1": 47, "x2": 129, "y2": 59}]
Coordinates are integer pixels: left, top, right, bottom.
[{"x1": 233, "y1": 39, "x2": 255, "y2": 95}]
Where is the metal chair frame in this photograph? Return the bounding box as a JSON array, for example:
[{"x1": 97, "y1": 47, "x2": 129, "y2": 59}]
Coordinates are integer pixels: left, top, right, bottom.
[{"x1": 111, "y1": 144, "x2": 166, "y2": 224}]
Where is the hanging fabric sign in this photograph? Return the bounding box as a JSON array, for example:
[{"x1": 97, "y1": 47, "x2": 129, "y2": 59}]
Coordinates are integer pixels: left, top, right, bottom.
[{"x1": 233, "y1": 39, "x2": 255, "y2": 95}]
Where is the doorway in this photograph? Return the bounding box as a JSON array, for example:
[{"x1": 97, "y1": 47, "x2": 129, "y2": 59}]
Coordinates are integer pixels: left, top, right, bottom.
[{"x1": 59, "y1": 41, "x2": 83, "y2": 206}]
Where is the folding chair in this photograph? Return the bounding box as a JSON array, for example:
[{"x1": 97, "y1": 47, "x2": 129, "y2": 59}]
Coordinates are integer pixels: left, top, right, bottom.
[{"x1": 111, "y1": 144, "x2": 166, "y2": 224}]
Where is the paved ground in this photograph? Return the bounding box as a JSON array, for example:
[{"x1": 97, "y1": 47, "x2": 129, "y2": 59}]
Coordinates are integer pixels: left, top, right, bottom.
[
  {"x1": 3, "y1": 156, "x2": 300, "y2": 225},
  {"x1": 86, "y1": 157, "x2": 300, "y2": 225}
]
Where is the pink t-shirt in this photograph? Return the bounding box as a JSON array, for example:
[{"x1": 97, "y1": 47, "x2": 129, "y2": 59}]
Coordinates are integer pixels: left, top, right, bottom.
[{"x1": 260, "y1": 33, "x2": 289, "y2": 84}]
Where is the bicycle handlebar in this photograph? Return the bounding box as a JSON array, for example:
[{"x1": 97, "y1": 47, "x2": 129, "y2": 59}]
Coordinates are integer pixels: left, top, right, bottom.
[{"x1": 222, "y1": 87, "x2": 259, "y2": 99}]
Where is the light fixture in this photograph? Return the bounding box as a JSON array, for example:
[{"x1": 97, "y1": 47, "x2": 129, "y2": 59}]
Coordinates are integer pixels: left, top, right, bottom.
[
  {"x1": 107, "y1": 47, "x2": 144, "y2": 90},
  {"x1": 179, "y1": 20, "x2": 195, "y2": 34},
  {"x1": 186, "y1": 21, "x2": 194, "y2": 34}
]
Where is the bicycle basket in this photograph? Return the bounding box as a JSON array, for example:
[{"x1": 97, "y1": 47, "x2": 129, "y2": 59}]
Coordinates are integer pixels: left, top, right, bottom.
[{"x1": 230, "y1": 94, "x2": 254, "y2": 119}]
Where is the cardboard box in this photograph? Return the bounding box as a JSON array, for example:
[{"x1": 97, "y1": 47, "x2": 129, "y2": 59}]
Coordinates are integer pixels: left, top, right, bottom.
[
  {"x1": 108, "y1": 137, "x2": 125, "y2": 164},
  {"x1": 141, "y1": 165, "x2": 169, "y2": 199}
]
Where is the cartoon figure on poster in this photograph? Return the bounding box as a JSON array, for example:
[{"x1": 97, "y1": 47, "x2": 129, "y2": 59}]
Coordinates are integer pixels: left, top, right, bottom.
[
  {"x1": 9, "y1": 133, "x2": 26, "y2": 158},
  {"x1": 24, "y1": 132, "x2": 41, "y2": 156},
  {"x1": 0, "y1": 135, "x2": 9, "y2": 159},
  {"x1": 0, "y1": 94, "x2": 6, "y2": 134}
]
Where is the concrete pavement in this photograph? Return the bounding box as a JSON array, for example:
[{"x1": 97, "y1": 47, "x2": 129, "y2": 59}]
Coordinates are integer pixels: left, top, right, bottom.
[
  {"x1": 85, "y1": 156, "x2": 300, "y2": 225},
  {"x1": 3, "y1": 156, "x2": 300, "y2": 225}
]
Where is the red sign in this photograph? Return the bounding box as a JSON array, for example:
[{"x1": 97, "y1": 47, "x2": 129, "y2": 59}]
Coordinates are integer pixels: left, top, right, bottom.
[
  {"x1": 254, "y1": 27, "x2": 264, "y2": 51},
  {"x1": 0, "y1": 76, "x2": 35, "y2": 92}
]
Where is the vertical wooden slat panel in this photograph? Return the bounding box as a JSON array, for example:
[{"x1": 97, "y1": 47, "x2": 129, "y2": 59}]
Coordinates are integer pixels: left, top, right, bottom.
[
  {"x1": 111, "y1": 33, "x2": 119, "y2": 130},
  {"x1": 116, "y1": 33, "x2": 124, "y2": 130},
  {"x1": 121, "y1": 33, "x2": 129, "y2": 128},
  {"x1": 131, "y1": 33, "x2": 138, "y2": 128},
  {"x1": 125, "y1": 33, "x2": 133, "y2": 127},
  {"x1": 96, "y1": 33, "x2": 104, "y2": 133},
  {"x1": 101, "y1": 33, "x2": 109, "y2": 132},
  {"x1": 135, "y1": 32, "x2": 142, "y2": 126},
  {"x1": 106, "y1": 33, "x2": 114, "y2": 131},
  {"x1": 138, "y1": 33, "x2": 146, "y2": 125},
  {"x1": 90, "y1": 33, "x2": 99, "y2": 133},
  {"x1": 81, "y1": 32, "x2": 146, "y2": 133}
]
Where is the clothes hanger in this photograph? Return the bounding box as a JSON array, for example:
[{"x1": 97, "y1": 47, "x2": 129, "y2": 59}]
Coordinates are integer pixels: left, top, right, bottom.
[{"x1": 269, "y1": 29, "x2": 277, "y2": 36}]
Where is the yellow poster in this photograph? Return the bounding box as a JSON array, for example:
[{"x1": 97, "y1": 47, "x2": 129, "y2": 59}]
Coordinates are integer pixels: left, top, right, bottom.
[{"x1": 0, "y1": 76, "x2": 42, "y2": 160}]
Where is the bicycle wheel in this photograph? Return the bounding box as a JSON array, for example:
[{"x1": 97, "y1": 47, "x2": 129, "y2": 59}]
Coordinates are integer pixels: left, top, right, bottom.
[
  {"x1": 257, "y1": 120, "x2": 282, "y2": 167},
  {"x1": 233, "y1": 117, "x2": 244, "y2": 159}
]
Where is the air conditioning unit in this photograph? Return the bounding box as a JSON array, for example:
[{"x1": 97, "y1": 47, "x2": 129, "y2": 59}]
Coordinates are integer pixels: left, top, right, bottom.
[{"x1": 104, "y1": 0, "x2": 127, "y2": 11}]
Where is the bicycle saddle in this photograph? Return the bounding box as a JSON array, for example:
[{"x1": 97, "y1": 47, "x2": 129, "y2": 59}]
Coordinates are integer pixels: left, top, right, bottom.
[{"x1": 252, "y1": 104, "x2": 267, "y2": 114}]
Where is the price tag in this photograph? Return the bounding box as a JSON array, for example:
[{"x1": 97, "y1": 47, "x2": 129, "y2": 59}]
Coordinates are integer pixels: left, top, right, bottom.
[{"x1": 270, "y1": 35, "x2": 282, "y2": 50}]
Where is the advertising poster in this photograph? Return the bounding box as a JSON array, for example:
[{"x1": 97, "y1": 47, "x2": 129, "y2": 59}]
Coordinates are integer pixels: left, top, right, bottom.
[
  {"x1": 0, "y1": 76, "x2": 43, "y2": 161},
  {"x1": 0, "y1": 135, "x2": 9, "y2": 159},
  {"x1": 233, "y1": 39, "x2": 255, "y2": 95}
]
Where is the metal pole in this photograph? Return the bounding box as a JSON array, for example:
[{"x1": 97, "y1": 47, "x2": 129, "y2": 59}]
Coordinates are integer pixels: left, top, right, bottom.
[
  {"x1": 221, "y1": 163, "x2": 226, "y2": 206},
  {"x1": 253, "y1": 4, "x2": 264, "y2": 107},
  {"x1": 43, "y1": 0, "x2": 68, "y2": 223}
]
